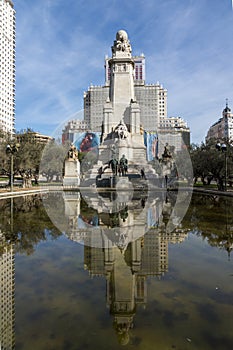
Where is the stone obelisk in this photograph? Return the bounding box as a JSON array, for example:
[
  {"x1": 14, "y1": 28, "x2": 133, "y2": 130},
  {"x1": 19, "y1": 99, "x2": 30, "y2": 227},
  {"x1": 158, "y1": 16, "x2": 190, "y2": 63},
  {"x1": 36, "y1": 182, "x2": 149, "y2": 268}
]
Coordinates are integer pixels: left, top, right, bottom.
[{"x1": 99, "y1": 30, "x2": 146, "y2": 164}]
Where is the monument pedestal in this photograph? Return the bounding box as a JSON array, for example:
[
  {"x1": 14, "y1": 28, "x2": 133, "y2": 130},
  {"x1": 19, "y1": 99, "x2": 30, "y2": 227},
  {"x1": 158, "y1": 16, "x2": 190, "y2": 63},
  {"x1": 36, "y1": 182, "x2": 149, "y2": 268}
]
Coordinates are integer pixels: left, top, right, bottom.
[{"x1": 63, "y1": 159, "x2": 80, "y2": 187}]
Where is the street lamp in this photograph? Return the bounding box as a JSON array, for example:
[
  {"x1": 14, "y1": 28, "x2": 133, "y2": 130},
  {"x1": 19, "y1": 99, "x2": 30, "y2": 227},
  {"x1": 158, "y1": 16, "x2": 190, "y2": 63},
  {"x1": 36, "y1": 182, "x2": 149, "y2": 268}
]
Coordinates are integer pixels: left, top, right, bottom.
[
  {"x1": 5, "y1": 143, "x2": 20, "y2": 192},
  {"x1": 216, "y1": 142, "x2": 227, "y2": 191}
]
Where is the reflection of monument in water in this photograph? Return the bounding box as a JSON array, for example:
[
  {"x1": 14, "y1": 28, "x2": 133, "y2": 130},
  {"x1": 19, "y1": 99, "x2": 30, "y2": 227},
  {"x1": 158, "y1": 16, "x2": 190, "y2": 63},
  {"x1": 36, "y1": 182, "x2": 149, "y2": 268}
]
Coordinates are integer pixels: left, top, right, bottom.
[
  {"x1": 81, "y1": 30, "x2": 158, "y2": 187},
  {"x1": 0, "y1": 231, "x2": 15, "y2": 350},
  {"x1": 62, "y1": 190, "x2": 165, "y2": 249},
  {"x1": 60, "y1": 191, "x2": 188, "y2": 345},
  {"x1": 61, "y1": 190, "x2": 189, "y2": 249},
  {"x1": 83, "y1": 229, "x2": 187, "y2": 345}
]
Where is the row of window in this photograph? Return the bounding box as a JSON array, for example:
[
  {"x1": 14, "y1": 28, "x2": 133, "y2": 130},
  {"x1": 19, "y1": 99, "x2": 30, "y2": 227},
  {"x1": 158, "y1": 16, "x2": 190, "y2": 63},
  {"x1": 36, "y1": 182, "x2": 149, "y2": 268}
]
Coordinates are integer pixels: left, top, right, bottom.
[
  {"x1": 0, "y1": 101, "x2": 15, "y2": 106},
  {"x1": 0, "y1": 49, "x2": 15, "y2": 54},
  {"x1": 1, "y1": 73, "x2": 15, "y2": 78},
  {"x1": 0, "y1": 103, "x2": 15, "y2": 109}
]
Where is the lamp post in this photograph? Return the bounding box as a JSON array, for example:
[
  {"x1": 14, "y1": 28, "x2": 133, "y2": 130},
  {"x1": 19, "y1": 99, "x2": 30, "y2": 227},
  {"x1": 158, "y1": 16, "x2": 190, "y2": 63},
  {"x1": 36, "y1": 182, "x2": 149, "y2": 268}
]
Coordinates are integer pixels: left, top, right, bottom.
[
  {"x1": 216, "y1": 142, "x2": 227, "y2": 191},
  {"x1": 6, "y1": 143, "x2": 20, "y2": 192}
]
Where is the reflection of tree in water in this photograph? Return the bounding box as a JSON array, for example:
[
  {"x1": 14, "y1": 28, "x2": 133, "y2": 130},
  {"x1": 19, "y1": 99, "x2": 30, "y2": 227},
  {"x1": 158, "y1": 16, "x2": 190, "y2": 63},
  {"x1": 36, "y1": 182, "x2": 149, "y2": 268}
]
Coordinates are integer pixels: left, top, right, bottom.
[
  {"x1": 109, "y1": 212, "x2": 119, "y2": 227},
  {"x1": 161, "y1": 196, "x2": 172, "y2": 226},
  {"x1": 106, "y1": 207, "x2": 128, "y2": 228},
  {"x1": 120, "y1": 207, "x2": 128, "y2": 222},
  {"x1": 79, "y1": 197, "x2": 99, "y2": 225},
  {"x1": 79, "y1": 150, "x2": 98, "y2": 175},
  {"x1": 0, "y1": 195, "x2": 62, "y2": 255},
  {"x1": 182, "y1": 194, "x2": 233, "y2": 259},
  {"x1": 2, "y1": 192, "x2": 232, "y2": 257}
]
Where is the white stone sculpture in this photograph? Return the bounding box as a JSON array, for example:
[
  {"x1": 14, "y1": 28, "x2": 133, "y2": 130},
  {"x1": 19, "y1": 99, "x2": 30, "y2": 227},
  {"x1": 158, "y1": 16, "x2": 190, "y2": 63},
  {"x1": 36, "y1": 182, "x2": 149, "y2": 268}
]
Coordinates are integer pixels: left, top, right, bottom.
[
  {"x1": 112, "y1": 30, "x2": 132, "y2": 56},
  {"x1": 115, "y1": 120, "x2": 128, "y2": 139}
]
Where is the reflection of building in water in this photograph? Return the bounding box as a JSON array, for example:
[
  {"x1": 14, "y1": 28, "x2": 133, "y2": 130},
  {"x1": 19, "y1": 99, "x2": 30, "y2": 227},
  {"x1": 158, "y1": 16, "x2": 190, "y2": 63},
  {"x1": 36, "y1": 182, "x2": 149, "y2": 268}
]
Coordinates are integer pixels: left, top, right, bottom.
[
  {"x1": 63, "y1": 191, "x2": 165, "y2": 249},
  {"x1": 0, "y1": 231, "x2": 15, "y2": 350},
  {"x1": 84, "y1": 226, "x2": 187, "y2": 345},
  {"x1": 140, "y1": 229, "x2": 168, "y2": 277},
  {"x1": 59, "y1": 191, "x2": 188, "y2": 344},
  {"x1": 163, "y1": 228, "x2": 188, "y2": 244}
]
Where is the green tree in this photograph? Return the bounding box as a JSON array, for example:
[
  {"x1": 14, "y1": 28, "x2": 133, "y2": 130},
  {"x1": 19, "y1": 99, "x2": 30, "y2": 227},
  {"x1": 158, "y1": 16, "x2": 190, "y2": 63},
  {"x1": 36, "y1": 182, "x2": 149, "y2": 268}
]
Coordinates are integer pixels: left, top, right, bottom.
[
  {"x1": 190, "y1": 139, "x2": 233, "y2": 189},
  {"x1": 0, "y1": 130, "x2": 48, "y2": 186},
  {"x1": 15, "y1": 137, "x2": 45, "y2": 182},
  {"x1": 174, "y1": 146, "x2": 193, "y2": 184},
  {"x1": 78, "y1": 150, "x2": 98, "y2": 175},
  {"x1": 39, "y1": 140, "x2": 68, "y2": 182},
  {"x1": 0, "y1": 130, "x2": 12, "y2": 175}
]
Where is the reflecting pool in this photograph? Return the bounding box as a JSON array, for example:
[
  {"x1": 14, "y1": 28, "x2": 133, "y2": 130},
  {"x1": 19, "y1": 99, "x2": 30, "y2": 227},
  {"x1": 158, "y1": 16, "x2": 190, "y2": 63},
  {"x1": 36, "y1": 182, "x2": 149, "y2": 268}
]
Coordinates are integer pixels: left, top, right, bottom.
[{"x1": 0, "y1": 191, "x2": 233, "y2": 350}]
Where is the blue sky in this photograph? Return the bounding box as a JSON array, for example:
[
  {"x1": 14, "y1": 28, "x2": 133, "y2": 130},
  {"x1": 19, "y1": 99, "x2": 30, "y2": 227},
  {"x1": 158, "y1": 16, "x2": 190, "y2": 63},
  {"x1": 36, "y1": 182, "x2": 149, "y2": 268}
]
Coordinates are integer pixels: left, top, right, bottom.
[{"x1": 14, "y1": 0, "x2": 233, "y2": 143}]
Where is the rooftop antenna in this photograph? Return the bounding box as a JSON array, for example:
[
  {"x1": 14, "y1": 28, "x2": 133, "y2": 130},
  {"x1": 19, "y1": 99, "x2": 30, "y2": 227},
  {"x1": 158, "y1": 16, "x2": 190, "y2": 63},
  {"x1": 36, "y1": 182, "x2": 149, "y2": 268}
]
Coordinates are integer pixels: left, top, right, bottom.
[{"x1": 226, "y1": 98, "x2": 228, "y2": 108}]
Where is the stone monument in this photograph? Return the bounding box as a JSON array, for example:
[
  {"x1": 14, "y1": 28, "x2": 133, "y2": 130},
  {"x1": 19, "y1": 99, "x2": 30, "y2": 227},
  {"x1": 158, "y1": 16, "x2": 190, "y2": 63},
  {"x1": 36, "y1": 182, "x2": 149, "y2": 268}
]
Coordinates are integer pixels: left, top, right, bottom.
[
  {"x1": 63, "y1": 144, "x2": 80, "y2": 187},
  {"x1": 81, "y1": 30, "x2": 157, "y2": 187}
]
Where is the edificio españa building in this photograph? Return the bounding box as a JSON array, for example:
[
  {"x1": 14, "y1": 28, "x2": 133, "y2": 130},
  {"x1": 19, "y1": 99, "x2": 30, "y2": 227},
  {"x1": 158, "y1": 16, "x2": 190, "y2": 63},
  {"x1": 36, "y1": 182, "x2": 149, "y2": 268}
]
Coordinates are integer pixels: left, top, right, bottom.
[{"x1": 0, "y1": 0, "x2": 16, "y2": 134}]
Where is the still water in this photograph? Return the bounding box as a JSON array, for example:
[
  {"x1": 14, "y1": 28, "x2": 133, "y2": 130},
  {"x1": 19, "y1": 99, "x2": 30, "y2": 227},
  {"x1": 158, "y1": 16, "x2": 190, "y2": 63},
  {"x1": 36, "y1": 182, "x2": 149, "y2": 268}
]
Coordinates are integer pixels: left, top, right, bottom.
[{"x1": 0, "y1": 190, "x2": 233, "y2": 350}]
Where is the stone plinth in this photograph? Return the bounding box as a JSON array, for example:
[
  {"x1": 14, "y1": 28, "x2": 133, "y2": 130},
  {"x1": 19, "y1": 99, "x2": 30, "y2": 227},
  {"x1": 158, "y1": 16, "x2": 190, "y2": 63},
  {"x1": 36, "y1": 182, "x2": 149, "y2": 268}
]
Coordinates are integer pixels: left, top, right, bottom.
[{"x1": 63, "y1": 159, "x2": 80, "y2": 187}]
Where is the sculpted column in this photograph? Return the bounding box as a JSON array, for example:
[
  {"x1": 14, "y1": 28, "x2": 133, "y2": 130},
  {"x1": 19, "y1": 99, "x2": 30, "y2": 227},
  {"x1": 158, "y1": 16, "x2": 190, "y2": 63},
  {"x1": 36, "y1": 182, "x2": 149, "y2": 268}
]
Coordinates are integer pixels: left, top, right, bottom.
[{"x1": 108, "y1": 30, "x2": 135, "y2": 129}]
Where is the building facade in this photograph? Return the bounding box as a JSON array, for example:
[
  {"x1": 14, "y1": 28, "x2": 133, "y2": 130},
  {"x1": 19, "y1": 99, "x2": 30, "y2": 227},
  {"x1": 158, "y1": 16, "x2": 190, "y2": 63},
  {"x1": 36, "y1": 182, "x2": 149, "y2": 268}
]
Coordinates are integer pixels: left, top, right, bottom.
[
  {"x1": 206, "y1": 101, "x2": 233, "y2": 142},
  {"x1": 62, "y1": 119, "x2": 89, "y2": 144},
  {"x1": 83, "y1": 86, "x2": 109, "y2": 132},
  {"x1": 0, "y1": 0, "x2": 16, "y2": 134},
  {"x1": 157, "y1": 128, "x2": 190, "y2": 156},
  {"x1": 16, "y1": 131, "x2": 54, "y2": 144},
  {"x1": 159, "y1": 116, "x2": 188, "y2": 129},
  {"x1": 158, "y1": 116, "x2": 190, "y2": 153},
  {"x1": 84, "y1": 51, "x2": 168, "y2": 133}
]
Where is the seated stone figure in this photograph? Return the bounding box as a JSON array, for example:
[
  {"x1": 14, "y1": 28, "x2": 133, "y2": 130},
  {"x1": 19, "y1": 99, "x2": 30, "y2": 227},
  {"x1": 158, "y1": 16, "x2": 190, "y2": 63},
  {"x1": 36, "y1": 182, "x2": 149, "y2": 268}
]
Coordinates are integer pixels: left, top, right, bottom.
[{"x1": 115, "y1": 120, "x2": 128, "y2": 139}]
